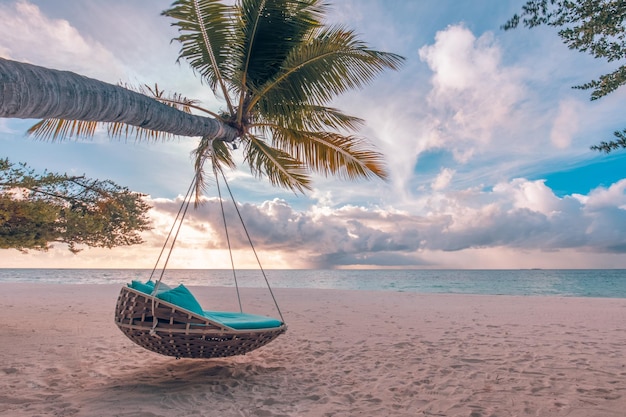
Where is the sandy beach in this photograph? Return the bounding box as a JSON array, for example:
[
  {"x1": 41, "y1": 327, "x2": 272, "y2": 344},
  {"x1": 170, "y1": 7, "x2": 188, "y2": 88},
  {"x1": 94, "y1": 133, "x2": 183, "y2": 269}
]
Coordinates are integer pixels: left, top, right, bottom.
[{"x1": 1, "y1": 283, "x2": 625, "y2": 417}]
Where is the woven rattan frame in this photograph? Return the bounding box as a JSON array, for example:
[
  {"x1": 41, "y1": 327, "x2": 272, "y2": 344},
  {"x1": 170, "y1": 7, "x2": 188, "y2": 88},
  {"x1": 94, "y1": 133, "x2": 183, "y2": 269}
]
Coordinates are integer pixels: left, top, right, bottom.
[{"x1": 114, "y1": 286, "x2": 286, "y2": 359}]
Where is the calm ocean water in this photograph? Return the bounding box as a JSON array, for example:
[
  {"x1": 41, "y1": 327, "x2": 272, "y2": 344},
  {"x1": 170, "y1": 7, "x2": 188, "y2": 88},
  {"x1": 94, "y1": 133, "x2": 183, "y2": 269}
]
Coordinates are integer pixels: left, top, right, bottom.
[{"x1": 0, "y1": 269, "x2": 625, "y2": 298}]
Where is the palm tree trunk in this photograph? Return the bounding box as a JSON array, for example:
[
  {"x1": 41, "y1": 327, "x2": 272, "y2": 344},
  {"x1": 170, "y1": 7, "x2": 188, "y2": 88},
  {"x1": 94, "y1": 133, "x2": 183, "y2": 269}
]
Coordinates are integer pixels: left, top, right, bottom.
[{"x1": 0, "y1": 58, "x2": 237, "y2": 141}]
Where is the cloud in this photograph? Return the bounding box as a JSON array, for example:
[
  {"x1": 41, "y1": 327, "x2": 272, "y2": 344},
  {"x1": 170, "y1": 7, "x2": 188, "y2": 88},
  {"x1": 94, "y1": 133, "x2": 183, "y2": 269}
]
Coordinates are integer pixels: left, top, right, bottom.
[
  {"x1": 493, "y1": 178, "x2": 563, "y2": 215},
  {"x1": 0, "y1": 0, "x2": 126, "y2": 81},
  {"x1": 343, "y1": 23, "x2": 533, "y2": 203},
  {"x1": 431, "y1": 168, "x2": 455, "y2": 191},
  {"x1": 584, "y1": 179, "x2": 626, "y2": 210},
  {"x1": 138, "y1": 178, "x2": 626, "y2": 268},
  {"x1": 550, "y1": 98, "x2": 583, "y2": 149},
  {"x1": 418, "y1": 24, "x2": 526, "y2": 155},
  {"x1": 366, "y1": 22, "x2": 612, "y2": 206}
]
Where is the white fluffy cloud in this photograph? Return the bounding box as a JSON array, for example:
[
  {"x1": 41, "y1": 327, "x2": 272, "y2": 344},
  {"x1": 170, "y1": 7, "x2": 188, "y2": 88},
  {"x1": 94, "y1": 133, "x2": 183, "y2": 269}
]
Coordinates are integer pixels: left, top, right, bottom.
[
  {"x1": 493, "y1": 178, "x2": 563, "y2": 215},
  {"x1": 550, "y1": 98, "x2": 583, "y2": 149},
  {"x1": 584, "y1": 179, "x2": 626, "y2": 210},
  {"x1": 419, "y1": 25, "x2": 526, "y2": 156},
  {"x1": 0, "y1": 0, "x2": 126, "y2": 81},
  {"x1": 138, "y1": 178, "x2": 626, "y2": 268},
  {"x1": 431, "y1": 168, "x2": 455, "y2": 191},
  {"x1": 352, "y1": 23, "x2": 533, "y2": 202}
]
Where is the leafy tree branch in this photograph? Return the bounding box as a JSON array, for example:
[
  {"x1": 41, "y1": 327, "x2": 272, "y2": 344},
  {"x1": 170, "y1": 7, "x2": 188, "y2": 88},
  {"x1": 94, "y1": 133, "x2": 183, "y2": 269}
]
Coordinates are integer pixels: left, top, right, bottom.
[
  {"x1": 0, "y1": 158, "x2": 152, "y2": 253},
  {"x1": 504, "y1": 0, "x2": 626, "y2": 152}
]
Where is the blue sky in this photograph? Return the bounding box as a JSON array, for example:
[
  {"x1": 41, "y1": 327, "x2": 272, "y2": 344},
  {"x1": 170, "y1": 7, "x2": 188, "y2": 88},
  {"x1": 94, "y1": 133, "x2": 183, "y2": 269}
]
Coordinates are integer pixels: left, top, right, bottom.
[{"x1": 1, "y1": 0, "x2": 626, "y2": 269}]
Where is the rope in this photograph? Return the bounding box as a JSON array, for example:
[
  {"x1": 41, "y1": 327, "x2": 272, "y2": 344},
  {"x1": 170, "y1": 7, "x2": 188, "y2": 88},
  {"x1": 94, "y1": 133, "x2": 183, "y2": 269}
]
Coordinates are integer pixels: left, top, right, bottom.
[
  {"x1": 148, "y1": 174, "x2": 196, "y2": 289},
  {"x1": 214, "y1": 166, "x2": 243, "y2": 313},
  {"x1": 156, "y1": 189, "x2": 194, "y2": 284},
  {"x1": 218, "y1": 169, "x2": 285, "y2": 324},
  {"x1": 148, "y1": 173, "x2": 196, "y2": 331},
  {"x1": 144, "y1": 161, "x2": 285, "y2": 327}
]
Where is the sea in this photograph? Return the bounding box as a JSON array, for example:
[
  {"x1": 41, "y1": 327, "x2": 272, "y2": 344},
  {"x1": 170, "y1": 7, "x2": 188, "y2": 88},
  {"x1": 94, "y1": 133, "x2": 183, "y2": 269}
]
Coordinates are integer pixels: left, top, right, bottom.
[{"x1": 1, "y1": 269, "x2": 626, "y2": 298}]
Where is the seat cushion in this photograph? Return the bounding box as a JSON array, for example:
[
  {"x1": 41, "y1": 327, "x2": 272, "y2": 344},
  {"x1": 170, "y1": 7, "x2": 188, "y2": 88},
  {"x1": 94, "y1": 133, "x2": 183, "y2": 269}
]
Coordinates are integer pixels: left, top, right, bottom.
[
  {"x1": 128, "y1": 280, "x2": 171, "y2": 295},
  {"x1": 128, "y1": 280, "x2": 154, "y2": 294},
  {"x1": 202, "y1": 311, "x2": 283, "y2": 330},
  {"x1": 156, "y1": 284, "x2": 204, "y2": 316}
]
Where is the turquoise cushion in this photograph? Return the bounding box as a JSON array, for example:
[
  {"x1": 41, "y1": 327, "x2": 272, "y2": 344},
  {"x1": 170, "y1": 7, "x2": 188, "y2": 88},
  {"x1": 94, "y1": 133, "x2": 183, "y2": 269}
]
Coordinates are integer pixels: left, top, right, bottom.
[
  {"x1": 202, "y1": 311, "x2": 283, "y2": 330},
  {"x1": 156, "y1": 284, "x2": 204, "y2": 316},
  {"x1": 128, "y1": 280, "x2": 171, "y2": 294},
  {"x1": 152, "y1": 281, "x2": 171, "y2": 293},
  {"x1": 128, "y1": 280, "x2": 154, "y2": 294}
]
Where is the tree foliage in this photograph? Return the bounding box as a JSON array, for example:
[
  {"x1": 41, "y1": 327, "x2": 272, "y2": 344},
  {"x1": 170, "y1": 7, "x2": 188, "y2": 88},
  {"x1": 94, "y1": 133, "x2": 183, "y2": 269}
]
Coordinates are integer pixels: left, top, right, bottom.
[
  {"x1": 504, "y1": 0, "x2": 626, "y2": 152},
  {"x1": 0, "y1": 158, "x2": 152, "y2": 253},
  {"x1": 28, "y1": 0, "x2": 404, "y2": 194}
]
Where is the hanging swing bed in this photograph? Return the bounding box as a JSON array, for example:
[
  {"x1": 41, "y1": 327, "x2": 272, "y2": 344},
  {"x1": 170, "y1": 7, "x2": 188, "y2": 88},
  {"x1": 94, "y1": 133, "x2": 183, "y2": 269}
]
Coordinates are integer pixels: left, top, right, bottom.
[{"x1": 114, "y1": 170, "x2": 286, "y2": 359}]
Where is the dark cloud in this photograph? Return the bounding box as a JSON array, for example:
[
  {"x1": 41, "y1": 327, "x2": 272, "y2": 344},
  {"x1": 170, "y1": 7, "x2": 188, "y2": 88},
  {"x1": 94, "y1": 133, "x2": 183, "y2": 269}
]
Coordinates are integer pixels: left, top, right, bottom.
[{"x1": 310, "y1": 252, "x2": 433, "y2": 269}]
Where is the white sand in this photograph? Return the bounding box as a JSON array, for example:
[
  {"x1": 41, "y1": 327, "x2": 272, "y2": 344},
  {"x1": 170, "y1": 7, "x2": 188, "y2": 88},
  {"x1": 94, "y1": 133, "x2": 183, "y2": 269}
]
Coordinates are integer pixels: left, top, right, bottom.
[{"x1": 1, "y1": 283, "x2": 626, "y2": 417}]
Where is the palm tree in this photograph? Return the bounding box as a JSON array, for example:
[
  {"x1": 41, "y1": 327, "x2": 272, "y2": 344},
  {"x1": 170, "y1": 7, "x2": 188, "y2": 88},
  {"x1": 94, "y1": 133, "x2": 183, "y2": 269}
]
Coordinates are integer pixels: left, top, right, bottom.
[
  {"x1": 0, "y1": 58, "x2": 238, "y2": 141},
  {"x1": 3, "y1": 0, "x2": 404, "y2": 193}
]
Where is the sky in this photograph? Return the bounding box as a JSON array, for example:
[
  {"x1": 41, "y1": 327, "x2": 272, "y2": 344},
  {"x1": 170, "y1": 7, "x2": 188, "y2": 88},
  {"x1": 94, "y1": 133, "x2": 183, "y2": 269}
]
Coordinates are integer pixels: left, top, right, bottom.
[{"x1": 1, "y1": 0, "x2": 626, "y2": 269}]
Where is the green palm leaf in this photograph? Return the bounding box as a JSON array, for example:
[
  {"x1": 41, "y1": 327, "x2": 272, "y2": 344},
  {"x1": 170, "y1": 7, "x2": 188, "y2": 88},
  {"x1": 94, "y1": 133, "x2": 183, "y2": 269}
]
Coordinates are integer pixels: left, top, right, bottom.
[
  {"x1": 244, "y1": 134, "x2": 311, "y2": 192},
  {"x1": 254, "y1": 103, "x2": 364, "y2": 132},
  {"x1": 236, "y1": 0, "x2": 325, "y2": 89},
  {"x1": 25, "y1": 0, "x2": 403, "y2": 196},
  {"x1": 163, "y1": 0, "x2": 236, "y2": 114},
  {"x1": 268, "y1": 126, "x2": 388, "y2": 180},
  {"x1": 162, "y1": 0, "x2": 403, "y2": 192},
  {"x1": 27, "y1": 118, "x2": 98, "y2": 142},
  {"x1": 248, "y1": 25, "x2": 404, "y2": 113},
  {"x1": 192, "y1": 135, "x2": 236, "y2": 200}
]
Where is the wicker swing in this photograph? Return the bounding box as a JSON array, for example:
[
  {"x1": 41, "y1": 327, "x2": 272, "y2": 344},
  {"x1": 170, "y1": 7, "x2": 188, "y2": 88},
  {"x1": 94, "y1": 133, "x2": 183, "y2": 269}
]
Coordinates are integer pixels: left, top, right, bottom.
[{"x1": 114, "y1": 169, "x2": 286, "y2": 359}]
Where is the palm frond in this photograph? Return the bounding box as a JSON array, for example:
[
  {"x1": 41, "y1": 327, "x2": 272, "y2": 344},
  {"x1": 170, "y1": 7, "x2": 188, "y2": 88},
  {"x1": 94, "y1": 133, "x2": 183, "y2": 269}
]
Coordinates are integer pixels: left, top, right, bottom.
[
  {"x1": 141, "y1": 84, "x2": 209, "y2": 114},
  {"x1": 252, "y1": 103, "x2": 364, "y2": 132},
  {"x1": 191, "y1": 135, "x2": 236, "y2": 201},
  {"x1": 233, "y1": 0, "x2": 326, "y2": 125},
  {"x1": 248, "y1": 25, "x2": 404, "y2": 113},
  {"x1": 244, "y1": 134, "x2": 311, "y2": 192},
  {"x1": 269, "y1": 126, "x2": 388, "y2": 181},
  {"x1": 27, "y1": 119, "x2": 98, "y2": 141},
  {"x1": 192, "y1": 136, "x2": 212, "y2": 201},
  {"x1": 236, "y1": 0, "x2": 325, "y2": 90},
  {"x1": 106, "y1": 84, "x2": 205, "y2": 141},
  {"x1": 106, "y1": 122, "x2": 173, "y2": 142},
  {"x1": 163, "y1": 0, "x2": 237, "y2": 114},
  {"x1": 209, "y1": 136, "x2": 236, "y2": 170}
]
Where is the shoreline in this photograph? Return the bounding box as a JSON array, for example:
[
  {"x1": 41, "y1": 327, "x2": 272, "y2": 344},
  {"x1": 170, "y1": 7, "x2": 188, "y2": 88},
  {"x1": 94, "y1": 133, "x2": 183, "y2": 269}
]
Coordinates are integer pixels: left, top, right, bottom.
[
  {"x1": 3, "y1": 269, "x2": 626, "y2": 299},
  {"x1": 2, "y1": 283, "x2": 626, "y2": 416}
]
